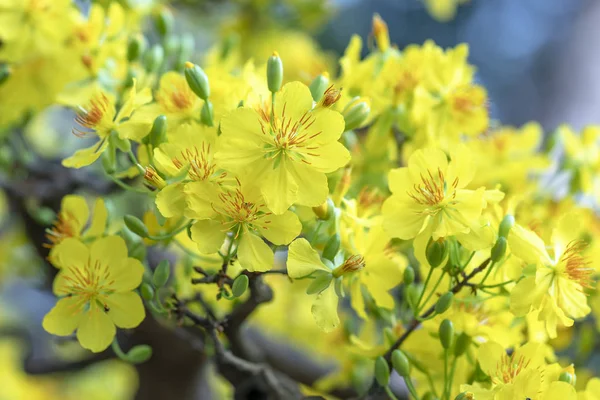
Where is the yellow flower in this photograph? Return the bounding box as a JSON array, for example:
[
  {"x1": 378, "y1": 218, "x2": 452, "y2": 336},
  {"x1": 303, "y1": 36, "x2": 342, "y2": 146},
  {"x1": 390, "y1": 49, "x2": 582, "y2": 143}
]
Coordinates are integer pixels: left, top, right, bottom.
[
  {"x1": 62, "y1": 80, "x2": 152, "y2": 168},
  {"x1": 509, "y1": 213, "x2": 593, "y2": 338},
  {"x1": 42, "y1": 236, "x2": 145, "y2": 352},
  {"x1": 579, "y1": 378, "x2": 600, "y2": 400},
  {"x1": 187, "y1": 182, "x2": 301, "y2": 272},
  {"x1": 45, "y1": 195, "x2": 107, "y2": 251},
  {"x1": 382, "y1": 147, "x2": 485, "y2": 240},
  {"x1": 557, "y1": 125, "x2": 600, "y2": 195},
  {"x1": 153, "y1": 123, "x2": 224, "y2": 219},
  {"x1": 215, "y1": 81, "x2": 350, "y2": 214}
]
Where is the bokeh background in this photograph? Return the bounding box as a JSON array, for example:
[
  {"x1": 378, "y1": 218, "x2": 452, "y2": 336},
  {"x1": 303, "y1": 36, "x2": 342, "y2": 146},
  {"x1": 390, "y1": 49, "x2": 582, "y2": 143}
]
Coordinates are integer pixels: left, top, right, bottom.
[{"x1": 2, "y1": 0, "x2": 600, "y2": 398}]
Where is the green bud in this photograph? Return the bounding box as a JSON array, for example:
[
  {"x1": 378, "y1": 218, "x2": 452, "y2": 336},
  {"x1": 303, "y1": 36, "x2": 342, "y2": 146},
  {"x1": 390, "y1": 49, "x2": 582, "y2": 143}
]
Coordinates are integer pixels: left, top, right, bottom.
[
  {"x1": 374, "y1": 356, "x2": 390, "y2": 386},
  {"x1": 435, "y1": 292, "x2": 454, "y2": 315},
  {"x1": 110, "y1": 131, "x2": 131, "y2": 152},
  {"x1": 439, "y1": 319, "x2": 454, "y2": 350},
  {"x1": 200, "y1": 100, "x2": 214, "y2": 126},
  {"x1": 184, "y1": 62, "x2": 210, "y2": 100},
  {"x1": 124, "y1": 215, "x2": 149, "y2": 238},
  {"x1": 154, "y1": 8, "x2": 174, "y2": 37},
  {"x1": 558, "y1": 371, "x2": 574, "y2": 385},
  {"x1": 322, "y1": 233, "x2": 341, "y2": 262},
  {"x1": 391, "y1": 350, "x2": 410, "y2": 377},
  {"x1": 498, "y1": 215, "x2": 515, "y2": 238},
  {"x1": 403, "y1": 266, "x2": 415, "y2": 285},
  {"x1": 153, "y1": 260, "x2": 170, "y2": 287},
  {"x1": 127, "y1": 34, "x2": 147, "y2": 62},
  {"x1": 101, "y1": 144, "x2": 116, "y2": 174},
  {"x1": 383, "y1": 327, "x2": 396, "y2": 346},
  {"x1": 127, "y1": 344, "x2": 153, "y2": 364},
  {"x1": 454, "y1": 333, "x2": 471, "y2": 357},
  {"x1": 306, "y1": 272, "x2": 333, "y2": 295},
  {"x1": 144, "y1": 45, "x2": 164, "y2": 72},
  {"x1": 309, "y1": 74, "x2": 330, "y2": 102},
  {"x1": 426, "y1": 238, "x2": 447, "y2": 268},
  {"x1": 140, "y1": 282, "x2": 155, "y2": 301},
  {"x1": 0, "y1": 64, "x2": 11, "y2": 85},
  {"x1": 149, "y1": 115, "x2": 167, "y2": 148},
  {"x1": 343, "y1": 101, "x2": 370, "y2": 131},
  {"x1": 422, "y1": 393, "x2": 439, "y2": 400},
  {"x1": 406, "y1": 285, "x2": 420, "y2": 311},
  {"x1": 231, "y1": 274, "x2": 249, "y2": 297},
  {"x1": 455, "y1": 392, "x2": 474, "y2": 400},
  {"x1": 491, "y1": 236, "x2": 507, "y2": 262},
  {"x1": 267, "y1": 52, "x2": 283, "y2": 93},
  {"x1": 129, "y1": 241, "x2": 147, "y2": 262}
]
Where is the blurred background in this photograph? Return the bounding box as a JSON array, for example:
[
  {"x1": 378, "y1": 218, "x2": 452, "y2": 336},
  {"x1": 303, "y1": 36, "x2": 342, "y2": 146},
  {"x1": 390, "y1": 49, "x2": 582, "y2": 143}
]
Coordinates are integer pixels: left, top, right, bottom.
[{"x1": 2, "y1": 0, "x2": 600, "y2": 398}]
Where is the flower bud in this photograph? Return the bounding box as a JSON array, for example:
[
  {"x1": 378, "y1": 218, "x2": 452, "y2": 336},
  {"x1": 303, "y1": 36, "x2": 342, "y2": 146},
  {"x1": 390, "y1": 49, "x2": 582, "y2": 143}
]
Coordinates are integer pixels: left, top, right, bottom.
[
  {"x1": 267, "y1": 52, "x2": 283, "y2": 93},
  {"x1": 231, "y1": 274, "x2": 249, "y2": 297},
  {"x1": 406, "y1": 285, "x2": 420, "y2": 311},
  {"x1": 101, "y1": 145, "x2": 116, "y2": 174},
  {"x1": 426, "y1": 238, "x2": 447, "y2": 268},
  {"x1": 306, "y1": 272, "x2": 333, "y2": 295},
  {"x1": 110, "y1": 131, "x2": 131, "y2": 152},
  {"x1": 154, "y1": 8, "x2": 174, "y2": 37},
  {"x1": 312, "y1": 198, "x2": 334, "y2": 220},
  {"x1": 144, "y1": 45, "x2": 164, "y2": 72},
  {"x1": 558, "y1": 371, "x2": 574, "y2": 385},
  {"x1": 149, "y1": 115, "x2": 167, "y2": 148},
  {"x1": 319, "y1": 85, "x2": 342, "y2": 108},
  {"x1": 126, "y1": 344, "x2": 153, "y2": 364},
  {"x1": 391, "y1": 349, "x2": 410, "y2": 377},
  {"x1": 435, "y1": 292, "x2": 454, "y2": 315},
  {"x1": 439, "y1": 319, "x2": 454, "y2": 350},
  {"x1": 200, "y1": 100, "x2": 214, "y2": 126},
  {"x1": 322, "y1": 233, "x2": 341, "y2": 262},
  {"x1": 491, "y1": 236, "x2": 507, "y2": 262},
  {"x1": 372, "y1": 14, "x2": 390, "y2": 52},
  {"x1": 140, "y1": 282, "x2": 155, "y2": 301},
  {"x1": 309, "y1": 74, "x2": 329, "y2": 102},
  {"x1": 153, "y1": 260, "x2": 170, "y2": 287},
  {"x1": 374, "y1": 356, "x2": 390, "y2": 386},
  {"x1": 144, "y1": 167, "x2": 167, "y2": 190},
  {"x1": 184, "y1": 62, "x2": 210, "y2": 100},
  {"x1": 498, "y1": 215, "x2": 515, "y2": 238},
  {"x1": 455, "y1": 392, "x2": 475, "y2": 400},
  {"x1": 127, "y1": 34, "x2": 147, "y2": 62},
  {"x1": 343, "y1": 100, "x2": 370, "y2": 131},
  {"x1": 403, "y1": 266, "x2": 415, "y2": 285},
  {"x1": 129, "y1": 241, "x2": 147, "y2": 262},
  {"x1": 0, "y1": 64, "x2": 10, "y2": 85},
  {"x1": 454, "y1": 333, "x2": 471, "y2": 357},
  {"x1": 124, "y1": 215, "x2": 149, "y2": 238},
  {"x1": 333, "y1": 255, "x2": 365, "y2": 278}
]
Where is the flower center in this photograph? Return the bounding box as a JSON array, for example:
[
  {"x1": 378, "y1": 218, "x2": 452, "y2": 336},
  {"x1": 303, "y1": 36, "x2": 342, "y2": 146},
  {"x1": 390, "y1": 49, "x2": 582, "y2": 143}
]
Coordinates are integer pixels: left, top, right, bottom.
[
  {"x1": 559, "y1": 240, "x2": 593, "y2": 288},
  {"x1": 407, "y1": 168, "x2": 457, "y2": 207},
  {"x1": 62, "y1": 260, "x2": 115, "y2": 310},
  {"x1": 494, "y1": 353, "x2": 530, "y2": 385},
  {"x1": 44, "y1": 211, "x2": 79, "y2": 248},
  {"x1": 333, "y1": 255, "x2": 366, "y2": 277},
  {"x1": 74, "y1": 93, "x2": 112, "y2": 137},
  {"x1": 215, "y1": 186, "x2": 271, "y2": 235},
  {"x1": 172, "y1": 142, "x2": 217, "y2": 181},
  {"x1": 158, "y1": 81, "x2": 196, "y2": 113}
]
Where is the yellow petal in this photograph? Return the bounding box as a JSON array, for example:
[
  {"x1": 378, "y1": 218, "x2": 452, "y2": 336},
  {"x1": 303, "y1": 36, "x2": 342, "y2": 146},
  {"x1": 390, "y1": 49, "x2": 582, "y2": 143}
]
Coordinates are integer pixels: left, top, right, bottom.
[
  {"x1": 49, "y1": 237, "x2": 90, "y2": 270},
  {"x1": 220, "y1": 107, "x2": 270, "y2": 146},
  {"x1": 543, "y1": 382, "x2": 577, "y2": 400},
  {"x1": 77, "y1": 303, "x2": 116, "y2": 353},
  {"x1": 287, "y1": 238, "x2": 331, "y2": 279},
  {"x1": 156, "y1": 183, "x2": 187, "y2": 219},
  {"x1": 190, "y1": 219, "x2": 227, "y2": 254},
  {"x1": 387, "y1": 167, "x2": 411, "y2": 194},
  {"x1": 311, "y1": 284, "x2": 340, "y2": 332},
  {"x1": 382, "y1": 195, "x2": 427, "y2": 240},
  {"x1": 237, "y1": 230, "x2": 274, "y2": 272},
  {"x1": 42, "y1": 296, "x2": 85, "y2": 336},
  {"x1": 298, "y1": 141, "x2": 350, "y2": 173},
  {"x1": 275, "y1": 82, "x2": 313, "y2": 123},
  {"x1": 303, "y1": 107, "x2": 345, "y2": 145},
  {"x1": 184, "y1": 181, "x2": 220, "y2": 220},
  {"x1": 477, "y1": 341, "x2": 504, "y2": 378},
  {"x1": 261, "y1": 160, "x2": 298, "y2": 214},
  {"x1": 510, "y1": 276, "x2": 537, "y2": 316},
  {"x1": 287, "y1": 161, "x2": 328, "y2": 208},
  {"x1": 350, "y1": 280, "x2": 367, "y2": 319},
  {"x1": 105, "y1": 292, "x2": 146, "y2": 329},
  {"x1": 86, "y1": 198, "x2": 107, "y2": 238},
  {"x1": 60, "y1": 195, "x2": 89, "y2": 235},
  {"x1": 62, "y1": 140, "x2": 109, "y2": 168},
  {"x1": 108, "y1": 257, "x2": 145, "y2": 292},
  {"x1": 508, "y1": 224, "x2": 551, "y2": 266},
  {"x1": 90, "y1": 236, "x2": 128, "y2": 268},
  {"x1": 256, "y1": 210, "x2": 301, "y2": 245}
]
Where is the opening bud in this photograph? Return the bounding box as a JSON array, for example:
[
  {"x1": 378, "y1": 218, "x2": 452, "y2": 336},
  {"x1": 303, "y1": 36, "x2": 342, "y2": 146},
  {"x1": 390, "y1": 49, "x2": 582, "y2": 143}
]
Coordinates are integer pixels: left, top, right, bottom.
[
  {"x1": 374, "y1": 356, "x2": 390, "y2": 386},
  {"x1": 149, "y1": 115, "x2": 167, "y2": 148},
  {"x1": 426, "y1": 238, "x2": 447, "y2": 268},
  {"x1": 184, "y1": 62, "x2": 210, "y2": 100},
  {"x1": 491, "y1": 236, "x2": 507, "y2": 262},
  {"x1": 144, "y1": 167, "x2": 167, "y2": 190},
  {"x1": 127, "y1": 34, "x2": 147, "y2": 62},
  {"x1": 309, "y1": 74, "x2": 330, "y2": 102},
  {"x1": 124, "y1": 215, "x2": 149, "y2": 238},
  {"x1": 439, "y1": 319, "x2": 454, "y2": 349},
  {"x1": 343, "y1": 100, "x2": 370, "y2": 131},
  {"x1": 267, "y1": 52, "x2": 283, "y2": 93},
  {"x1": 498, "y1": 215, "x2": 515, "y2": 238},
  {"x1": 403, "y1": 266, "x2": 415, "y2": 285},
  {"x1": 391, "y1": 350, "x2": 410, "y2": 377},
  {"x1": 372, "y1": 14, "x2": 390, "y2": 52},
  {"x1": 322, "y1": 233, "x2": 341, "y2": 262},
  {"x1": 319, "y1": 85, "x2": 342, "y2": 108},
  {"x1": 333, "y1": 255, "x2": 365, "y2": 278},
  {"x1": 153, "y1": 260, "x2": 171, "y2": 287},
  {"x1": 434, "y1": 292, "x2": 454, "y2": 315}
]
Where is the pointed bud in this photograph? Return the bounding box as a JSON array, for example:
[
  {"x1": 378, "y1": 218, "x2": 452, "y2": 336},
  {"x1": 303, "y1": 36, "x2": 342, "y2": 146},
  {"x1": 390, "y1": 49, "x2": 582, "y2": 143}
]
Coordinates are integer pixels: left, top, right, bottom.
[
  {"x1": 491, "y1": 237, "x2": 507, "y2": 262},
  {"x1": 319, "y1": 85, "x2": 342, "y2": 108},
  {"x1": 454, "y1": 333, "x2": 471, "y2": 357},
  {"x1": 333, "y1": 255, "x2": 365, "y2": 278},
  {"x1": 439, "y1": 319, "x2": 454, "y2": 350},
  {"x1": 372, "y1": 14, "x2": 390, "y2": 52},
  {"x1": 144, "y1": 167, "x2": 167, "y2": 190},
  {"x1": 153, "y1": 260, "x2": 170, "y2": 287},
  {"x1": 267, "y1": 52, "x2": 283, "y2": 93},
  {"x1": 309, "y1": 74, "x2": 330, "y2": 102},
  {"x1": 200, "y1": 100, "x2": 214, "y2": 126},
  {"x1": 126, "y1": 345, "x2": 153, "y2": 364},
  {"x1": 403, "y1": 266, "x2": 415, "y2": 285},
  {"x1": 426, "y1": 238, "x2": 447, "y2": 268},
  {"x1": 140, "y1": 282, "x2": 155, "y2": 301},
  {"x1": 435, "y1": 292, "x2": 453, "y2": 315},
  {"x1": 343, "y1": 100, "x2": 370, "y2": 131},
  {"x1": 231, "y1": 274, "x2": 249, "y2": 297},
  {"x1": 392, "y1": 350, "x2": 411, "y2": 377},
  {"x1": 127, "y1": 34, "x2": 147, "y2": 62},
  {"x1": 124, "y1": 215, "x2": 149, "y2": 238},
  {"x1": 498, "y1": 215, "x2": 515, "y2": 238},
  {"x1": 101, "y1": 144, "x2": 116, "y2": 174},
  {"x1": 322, "y1": 233, "x2": 341, "y2": 262},
  {"x1": 374, "y1": 356, "x2": 390, "y2": 386},
  {"x1": 184, "y1": 62, "x2": 210, "y2": 100},
  {"x1": 558, "y1": 371, "x2": 574, "y2": 385},
  {"x1": 149, "y1": 115, "x2": 167, "y2": 148}
]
